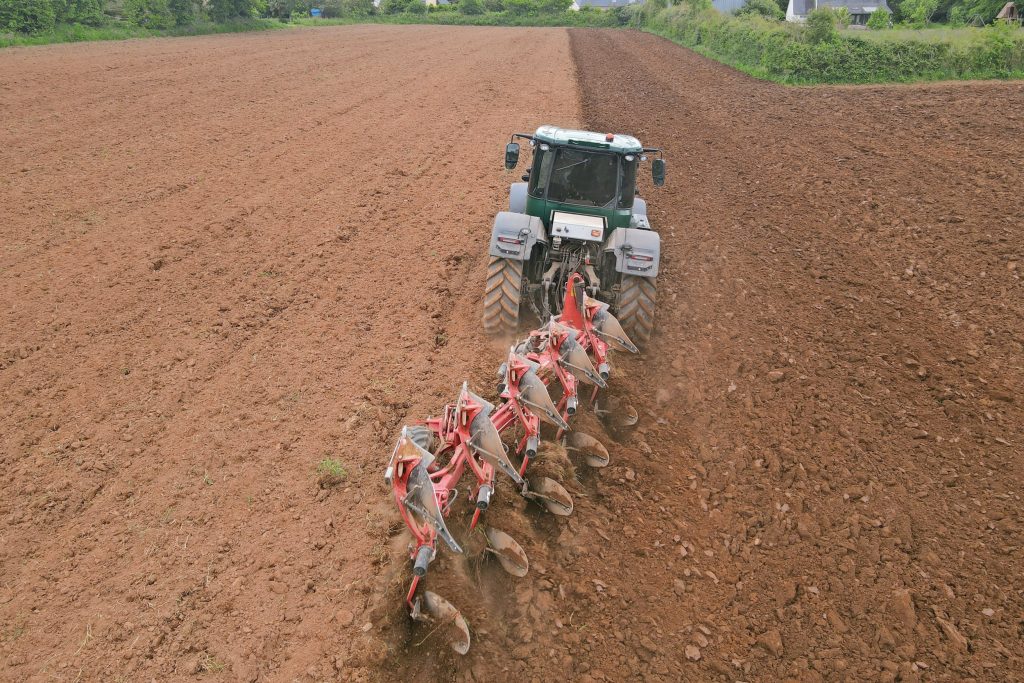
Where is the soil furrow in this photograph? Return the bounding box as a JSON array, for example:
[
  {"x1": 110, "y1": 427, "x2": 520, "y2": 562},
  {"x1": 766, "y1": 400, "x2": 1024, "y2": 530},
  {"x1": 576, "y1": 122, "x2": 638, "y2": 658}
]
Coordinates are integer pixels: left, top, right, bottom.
[{"x1": 566, "y1": 27, "x2": 1023, "y2": 683}]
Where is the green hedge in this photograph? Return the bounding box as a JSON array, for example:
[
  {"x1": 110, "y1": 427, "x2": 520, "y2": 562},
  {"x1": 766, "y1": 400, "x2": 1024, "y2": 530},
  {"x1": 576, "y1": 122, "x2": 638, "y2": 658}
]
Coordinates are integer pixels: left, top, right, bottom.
[
  {"x1": 290, "y1": 9, "x2": 622, "y2": 27},
  {"x1": 1, "y1": 1, "x2": 621, "y2": 39},
  {"x1": 1, "y1": 0, "x2": 263, "y2": 34},
  {"x1": 644, "y1": 4, "x2": 1024, "y2": 83},
  {"x1": 0, "y1": 17, "x2": 279, "y2": 46}
]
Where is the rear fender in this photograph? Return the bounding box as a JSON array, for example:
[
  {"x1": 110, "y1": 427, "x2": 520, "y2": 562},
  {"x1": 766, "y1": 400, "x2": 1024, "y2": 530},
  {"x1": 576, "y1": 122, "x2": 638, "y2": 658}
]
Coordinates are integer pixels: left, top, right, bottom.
[
  {"x1": 604, "y1": 228, "x2": 660, "y2": 278},
  {"x1": 509, "y1": 183, "x2": 528, "y2": 214},
  {"x1": 489, "y1": 212, "x2": 547, "y2": 261}
]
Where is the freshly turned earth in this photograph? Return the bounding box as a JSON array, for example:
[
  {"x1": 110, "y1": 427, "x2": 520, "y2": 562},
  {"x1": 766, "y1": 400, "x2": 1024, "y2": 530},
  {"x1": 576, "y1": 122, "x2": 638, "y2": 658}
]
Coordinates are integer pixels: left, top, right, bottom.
[
  {"x1": 566, "y1": 28, "x2": 1024, "y2": 683},
  {"x1": 2, "y1": 23, "x2": 1022, "y2": 683}
]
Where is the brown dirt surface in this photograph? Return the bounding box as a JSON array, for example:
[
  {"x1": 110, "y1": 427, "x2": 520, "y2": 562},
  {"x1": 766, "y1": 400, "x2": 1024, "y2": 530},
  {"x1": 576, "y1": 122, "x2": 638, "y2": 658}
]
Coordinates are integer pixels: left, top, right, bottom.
[
  {"x1": 3, "y1": 22, "x2": 1023, "y2": 683},
  {"x1": 0, "y1": 25, "x2": 579, "y2": 682},
  {"x1": 563, "y1": 27, "x2": 1024, "y2": 683}
]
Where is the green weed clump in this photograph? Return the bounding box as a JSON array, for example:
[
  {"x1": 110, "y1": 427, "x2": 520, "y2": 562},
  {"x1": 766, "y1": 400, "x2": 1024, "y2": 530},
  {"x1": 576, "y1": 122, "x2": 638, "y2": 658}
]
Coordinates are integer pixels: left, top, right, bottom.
[{"x1": 317, "y1": 458, "x2": 348, "y2": 487}]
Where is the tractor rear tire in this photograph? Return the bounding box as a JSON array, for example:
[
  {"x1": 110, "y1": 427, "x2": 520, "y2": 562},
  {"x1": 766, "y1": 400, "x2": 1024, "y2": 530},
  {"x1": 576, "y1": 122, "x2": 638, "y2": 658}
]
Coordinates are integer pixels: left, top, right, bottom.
[
  {"x1": 616, "y1": 275, "x2": 656, "y2": 348},
  {"x1": 483, "y1": 256, "x2": 523, "y2": 336}
]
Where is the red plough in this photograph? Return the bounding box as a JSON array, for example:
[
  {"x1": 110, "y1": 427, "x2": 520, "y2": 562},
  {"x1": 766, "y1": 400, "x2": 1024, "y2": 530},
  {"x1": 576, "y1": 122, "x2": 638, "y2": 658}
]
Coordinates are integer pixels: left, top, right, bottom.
[{"x1": 384, "y1": 274, "x2": 636, "y2": 654}]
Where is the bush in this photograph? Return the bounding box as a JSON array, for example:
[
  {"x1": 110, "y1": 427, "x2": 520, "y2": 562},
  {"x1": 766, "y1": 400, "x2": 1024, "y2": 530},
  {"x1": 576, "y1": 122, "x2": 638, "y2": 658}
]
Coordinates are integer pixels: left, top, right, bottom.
[
  {"x1": 56, "y1": 0, "x2": 106, "y2": 26},
  {"x1": 124, "y1": 0, "x2": 174, "y2": 28},
  {"x1": 736, "y1": 0, "x2": 783, "y2": 20},
  {"x1": 503, "y1": 0, "x2": 535, "y2": 14},
  {"x1": 208, "y1": 0, "x2": 262, "y2": 20},
  {"x1": 405, "y1": 0, "x2": 427, "y2": 13},
  {"x1": 866, "y1": 6, "x2": 890, "y2": 27},
  {"x1": 899, "y1": 0, "x2": 939, "y2": 25},
  {"x1": 537, "y1": 0, "x2": 573, "y2": 11},
  {"x1": 494, "y1": 0, "x2": 574, "y2": 15},
  {"x1": 616, "y1": 2, "x2": 646, "y2": 25},
  {"x1": 459, "y1": 0, "x2": 484, "y2": 13},
  {"x1": 319, "y1": 0, "x2": 373, "y2": 16},
  {"x1": 321, "y1": 0, "x2": 343, "y2": 16},
  {"x1": 380, "y1": 0, "x2": 409, "y2": 13},
  {"x1": 343, "y1": 0, "x2": 374, "y2": 13},
  {"x1": 167, "y1": 0, "x2": 196, "y2": 24},
  {"x1": 0, "y1": 0, "x2": 58, "y2": 33},
  {"x1": 948, "y1": 0, "x2": 1009, "y2": 24},
  {"x1": 266, "y1": 0, "x2": 310, "y2": 17},
  {"x1": 482, "y1": 0, "x2": 503, "y2": 9},
  {"x1": 805, "y1": 7, "x2": 839, "y2": 43}
]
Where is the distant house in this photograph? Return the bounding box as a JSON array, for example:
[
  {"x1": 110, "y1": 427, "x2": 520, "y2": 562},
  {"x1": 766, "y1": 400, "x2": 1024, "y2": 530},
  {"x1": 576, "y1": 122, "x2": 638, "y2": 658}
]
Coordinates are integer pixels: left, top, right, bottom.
[
  {"x1": 570, "y1": 0, "x2": 641, "y2": 10},
  {"x1": 786, "y1": 0, "x2": 891, "y2": 24}
]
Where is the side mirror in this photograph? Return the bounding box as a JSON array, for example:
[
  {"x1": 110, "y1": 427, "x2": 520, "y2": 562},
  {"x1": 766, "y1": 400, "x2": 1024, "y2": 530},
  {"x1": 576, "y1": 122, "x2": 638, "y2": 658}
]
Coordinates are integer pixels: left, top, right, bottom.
[
  {"x1": 505, "y1": 142, "x2": 520, "y2": 170},
  {"x1": 652, "y1": 158, "x2": 666, "y2": 187}
]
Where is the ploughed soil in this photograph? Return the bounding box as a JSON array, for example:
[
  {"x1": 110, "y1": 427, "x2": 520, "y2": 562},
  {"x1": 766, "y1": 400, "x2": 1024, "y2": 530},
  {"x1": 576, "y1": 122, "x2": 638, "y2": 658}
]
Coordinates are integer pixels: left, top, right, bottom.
[
  {"x1": 559, "y1": 28, "x2": 1024, "y2": 683},
  {"x1": 2, "y1": 23, "x2": 1023, "y2": 683},
  {"x1": 0, "y1": 25, "x2": 580, "y2": 682}
]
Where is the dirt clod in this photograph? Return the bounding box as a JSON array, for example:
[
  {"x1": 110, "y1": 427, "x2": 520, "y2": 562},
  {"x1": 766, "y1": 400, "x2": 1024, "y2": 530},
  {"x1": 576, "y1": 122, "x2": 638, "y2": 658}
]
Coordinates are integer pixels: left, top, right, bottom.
[{"x1": 757, "y1": 629, "x2": 784, "y2": 658}]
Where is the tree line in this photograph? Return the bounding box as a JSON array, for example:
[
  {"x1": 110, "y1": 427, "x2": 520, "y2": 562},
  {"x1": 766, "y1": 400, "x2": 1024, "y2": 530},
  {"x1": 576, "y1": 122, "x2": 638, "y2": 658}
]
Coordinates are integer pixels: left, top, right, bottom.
[
  {"x1": 0, "y1": 0, "x2": 264, "y2": 33},
  {"x1": 2, "y1": 0, "x2": 603, "y2": 33}
]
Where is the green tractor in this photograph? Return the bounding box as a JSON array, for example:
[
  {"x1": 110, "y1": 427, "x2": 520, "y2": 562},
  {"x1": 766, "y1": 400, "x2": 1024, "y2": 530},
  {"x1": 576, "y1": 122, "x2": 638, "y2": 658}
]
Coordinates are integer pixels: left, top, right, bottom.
[{"x1": 484, "y1": 125, "x2": 665, "y2": 346}]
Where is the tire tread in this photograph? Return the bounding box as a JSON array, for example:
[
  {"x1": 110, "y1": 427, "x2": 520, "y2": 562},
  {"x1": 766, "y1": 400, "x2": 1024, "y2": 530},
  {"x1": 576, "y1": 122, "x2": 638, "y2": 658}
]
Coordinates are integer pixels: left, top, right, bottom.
[
  {"x1": 616, "y1": 275, "x2": 656, "y2": 347},
  {"x1": 483, "y1": 256, "x2": 523, "y2": 336}
]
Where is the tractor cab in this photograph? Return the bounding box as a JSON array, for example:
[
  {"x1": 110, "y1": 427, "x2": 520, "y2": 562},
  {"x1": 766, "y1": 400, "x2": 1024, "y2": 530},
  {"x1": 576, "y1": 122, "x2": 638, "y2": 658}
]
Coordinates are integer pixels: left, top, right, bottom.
[
  {"x1": 505, "y1": 126, "x2": 665, "y2": 232},
  {"x1": 488, "y1": 125, "x2": 665, "y2": 344}
]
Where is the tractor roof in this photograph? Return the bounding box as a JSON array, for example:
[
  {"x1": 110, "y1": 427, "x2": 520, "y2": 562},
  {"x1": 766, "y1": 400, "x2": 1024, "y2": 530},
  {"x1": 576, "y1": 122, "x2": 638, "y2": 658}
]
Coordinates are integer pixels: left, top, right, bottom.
[{"x1": 534, "y1": 125, "x2": 643, "y2": 154}]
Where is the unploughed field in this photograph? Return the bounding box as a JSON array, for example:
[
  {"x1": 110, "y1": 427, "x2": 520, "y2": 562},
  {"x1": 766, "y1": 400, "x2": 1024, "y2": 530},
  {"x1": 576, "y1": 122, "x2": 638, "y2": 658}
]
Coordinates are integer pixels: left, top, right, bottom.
[{"x1": 1, "y1": 24, "x2": 1022, "y2": 683}]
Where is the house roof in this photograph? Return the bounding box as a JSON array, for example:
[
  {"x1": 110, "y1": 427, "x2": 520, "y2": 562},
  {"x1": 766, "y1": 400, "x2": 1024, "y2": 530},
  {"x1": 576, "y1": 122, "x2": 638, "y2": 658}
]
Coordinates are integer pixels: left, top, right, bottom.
[
  {"x1": 996, "y1": 1, "x2": 1017, "y2": 18},
  {"x1": 790, "y1": 0, "x2": 891, "y2": 14}
]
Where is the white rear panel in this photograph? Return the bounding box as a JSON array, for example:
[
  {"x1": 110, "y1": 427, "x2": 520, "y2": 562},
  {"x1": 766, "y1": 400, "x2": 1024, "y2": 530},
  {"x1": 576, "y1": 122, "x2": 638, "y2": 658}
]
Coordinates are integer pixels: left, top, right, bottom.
[{"x1": 550, "y1": 211, "x2": 606, "y2": 242}]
